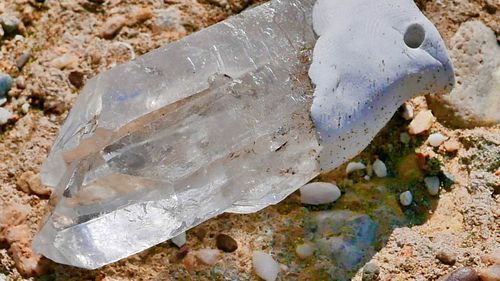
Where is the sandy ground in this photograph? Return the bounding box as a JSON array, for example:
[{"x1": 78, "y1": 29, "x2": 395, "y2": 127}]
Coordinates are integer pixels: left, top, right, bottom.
[{"x1": 0, "y1": 0, "x2": 498, "y2": 280}]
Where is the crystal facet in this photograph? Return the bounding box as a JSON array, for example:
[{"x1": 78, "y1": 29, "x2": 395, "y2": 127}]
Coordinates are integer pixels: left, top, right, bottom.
[{"x1": 35, "y1": 0, "x2": 454, "y2": 269}]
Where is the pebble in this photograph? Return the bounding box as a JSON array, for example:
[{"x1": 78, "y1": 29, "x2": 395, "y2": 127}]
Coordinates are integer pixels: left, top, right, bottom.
[
  {"x1": 295, "y1": 242, "x2": 315, "y2": 259},
  {"x1": 444, "y1": 140, "x2": 461, "y2": 152},
  {"x1": 195, "y1": 249, "x2": 220, "y2": 265},
  {"x1": 408, "y1": 110, "x2": 435, "y2": 135},
  {"x1": 171, "y1": 232, "x2": 186, "y2": 247},
  {"x1": 0, "y1": 98, "x2": 6, "y2": 106},
  {"x1": 428, "y1": 133, "x2": 447, "y2": 147},
  {"x1": 252, "y1": 251, "x2": 280, "y2": 281},
  {"x1": 21, "y1": 103, "x2": 29, "y2": 114},
  {"x1": 0, "y1": 14, "x2": 21, "y2": 34},
  {"x1": 399, "y1": 191, "x2": 413, "y2": 206},
  {"x1": 445, "y1": 267, "x2": 480, "y2": 281},
  {"x1": 424, "y1": 176, "x2": 440, "y2": 195},
  {"x1": 346, "y1": 162, "x2": 366, "y2": 174},
  {"x1": 16, "y1": 50, "x2": 31, "y2": 70},
  {"x1": 0, "y1": 273, "x2": 5, "y2": 281},
  {"x1": 300, "y1": 182, "x2": 341, "y2": 205},
  {"x1": 68, "y1": 71, "x2": 85, "y2": 89},
  {"x1": 362, "y1": 262, "x2": 380, "y2": 281},
  {"x1": 100, "y1": 15, "x2": 126, "y2": 39},
  {"x1": 427, "y1": 21, "x2": 500, "y2": 127},
  {"x1": 0, "y1": 73, "x2": 13, "y2": 98},
  {"x1": 479, "y1": 265, "x2": 500, "y2": 281},
  {"x1": 0, "y1": 25, "x2": 4, "y2": 38},
  {"x1": 436, "y1": 249, "x2": 457, "y2": 265},
  {"x1": 400, "y1": 132, "x2": 411, "y2": 144},
  {"x1": 402, "y1": 103, "x2": 414, "y2": 120},
  {"x1": 49, "y1": 53, "x2": 78, "y2": 70},
  {"x1": 16, "y1": 171, "x2": 51, "y2": 196},
  {"x1": 372, "y1": 159, "x2": 388, "y2": 177},
  {"x1": 481, "y1": 249, "x2": 500, "y2": 265},
  {"x1": 0, "y1": 108, "x2": 13, "y2": 125},
  {"x1": 129, "y1": 7, "x2": 154, "y2": 26},
  {"x1": 215, "y1": 234, "x2": 238, "y2": 253}
]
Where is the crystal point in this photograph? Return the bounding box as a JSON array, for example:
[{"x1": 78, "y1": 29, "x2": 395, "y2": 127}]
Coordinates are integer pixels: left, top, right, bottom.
[{"x1": 35, "y1": 0, "x2": 454, "y2": 269}]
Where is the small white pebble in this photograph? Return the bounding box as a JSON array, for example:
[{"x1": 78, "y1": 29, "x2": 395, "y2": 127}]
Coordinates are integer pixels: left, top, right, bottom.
[
  {"x1": 346, "y1": 162, "x2": 366, "y2": 174},
  {"x1": 424, "y1": 176, "x2": 440, "y2": 195},
  {"x1": 372, "y1": 159, "x2": 388, "y2": 177},
  {"x1": 300, "y1": 182, "x2": 341, "y2": 205},
  {"x1": 428, "y1": 133, "x2": 447, "y2": 147},
  {"x1": 195, "y1": 249, "x2": 220, "y2": 265},
  {"x1": 364, "y1": 175, "x2": 370, "y2": 181},
  {"x1": 295, "y1": 243, "x2": 315, "y2": 259},
  {"x1": 402, "y1": 103, "x2": 414, "y2": 120},
  {"x1": 21, "y1": 103, "x2": 29, "y2": 114},
  {"x1": 171, "y1": 232, "x2": 186, "y2": 247},
  {"x1": 400, "y1": 132, "x2": 410, "y2": 144},
  {"x1": 0, "y1": 108, "x2": 13, "y2": 125},
  {"x1": 399, "y1": 191, "x2": 413, "y2": 206},
  {"x1": 253, "y1": 251, "x2": 280, "y2": 281}
]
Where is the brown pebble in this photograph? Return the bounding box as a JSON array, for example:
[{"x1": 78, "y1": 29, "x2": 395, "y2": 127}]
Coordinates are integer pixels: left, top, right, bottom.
[
  {"x1": 445, "y1": 267, "x2": 480, "y2": 281},
  {"x1": 68, "y1": 71, "x2": 85, "y2": 89},
  {"x1": 100, "y1": 15, "x2": 126, "y2": 39},
  {"x1": 436, "y1": 249, "x2": 457, "y2": 265},
  {"x1": 479, "y1": 265, "x2": 500, "y2": 281},
  {"x1": 215, "y1": 234, "x2": 238, "y2": 253},
  {"x1": 128, "y1": 7, "x2": 153, "y2": 26},
  {"x1": 444, "y1": 140, "x2": 461, "y2": 153},
  {"x1": 16, "y1": 171, "x2": 51, "y2": 196}
]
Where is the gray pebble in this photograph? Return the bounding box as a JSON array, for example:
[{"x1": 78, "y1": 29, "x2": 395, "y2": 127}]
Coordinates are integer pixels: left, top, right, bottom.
[
  {"x1": 362, "y1": 262, "x2": 380, "y2": 281},
  {"x1": 0, "y1": 14, "x2": 21, "y2": 34},
  {"x1": 17, "y1": 50, "x2": 31, "y2": 70},
  {"x1": 0, "y1": 73, "x2": 13, "y2": 99},
  {"x1": 0, "y1": 108, "x2": 13, "y2": 125}
]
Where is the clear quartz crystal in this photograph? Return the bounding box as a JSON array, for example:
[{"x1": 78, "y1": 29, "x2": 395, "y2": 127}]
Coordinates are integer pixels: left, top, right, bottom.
[{"x1": 35, "y1": 0, "x2": 319, "y2": 269}]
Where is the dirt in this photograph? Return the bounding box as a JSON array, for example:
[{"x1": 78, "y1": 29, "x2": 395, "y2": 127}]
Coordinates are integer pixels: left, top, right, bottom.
[{"x1": 0, "y1": 0, "x2": 499, "y2": 280}]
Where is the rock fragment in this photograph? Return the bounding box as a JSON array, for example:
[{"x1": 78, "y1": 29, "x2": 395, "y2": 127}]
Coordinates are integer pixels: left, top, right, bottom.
[
  {"x1": 408, "y1": 110, "x2": 435, "y2": 135},
  {"x1": 0, "y1": 108, "x2": 13, "y2": 125},
  {"x1": 49, "y1": 54, "x2": 78, "y2": 70},
  {"x1": 424, "y1": 176, "x2": 441, "y2": 196},
  {"x1": 346, "y1": 162, "x2": 366, "y2": 174},
  {"x1": 399, "y1": 191, "x2": 413, "y2": 206},
  {"x1": 362, "y1": 262, "x2": 380, "y2": 281},
  {"x1": 16, "y1": 171, "x2": 51, "y2": 196},
  {"x1": 436, "y1": 249, "x2": 457, "y2": 265},
  {"x1": 478, "y1": 265, "x2": 500, "y2": 281},
  {"x1": 295, "y1": 242, "x2": 314, "y2": 259},
  {"x1": 372, "y1": 159, "x2": 387, "y2": 177},
  {"x1": 252, "y1": 251, "x2": 280, "y2": 281},
  {"x1": 100, "y1": 15, "x2": 126, "y2": 39},
  {"x1": 444, "y1": 140, "x2": 461, "y2": 152},
  {"x1": 171, "y1": 232, "x2": 186, "y2": 247},
  {"x1": 300, "y1": 182, "x2": 341, "y2": 205},
  {"x1": 0, "y1": 73, "x2": 13, "y2": 98},
  {"x1": 445, "y1": 267, "x2": 480, "y2": 281},
  {"x1": 215, "y1": 234, "x2": 238, "y2": 253},
  {"x1": 68, "y1": 71, "x2": 85, "y2": 89},
  {"x1": 427, "y1": 21, "x2": 500, "y2": 127},
  {"x1": 195, "y1": 249, "x2": 220, "y2": 265},
  {"x1": 428, "y1": 133, "x2": 447, "y2": 147}
]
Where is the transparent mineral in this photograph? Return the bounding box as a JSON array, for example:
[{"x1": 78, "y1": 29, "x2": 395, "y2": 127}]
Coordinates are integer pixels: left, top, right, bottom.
[{"x1": 34, "y1": 0, "x2": 454, "y2": 269}]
